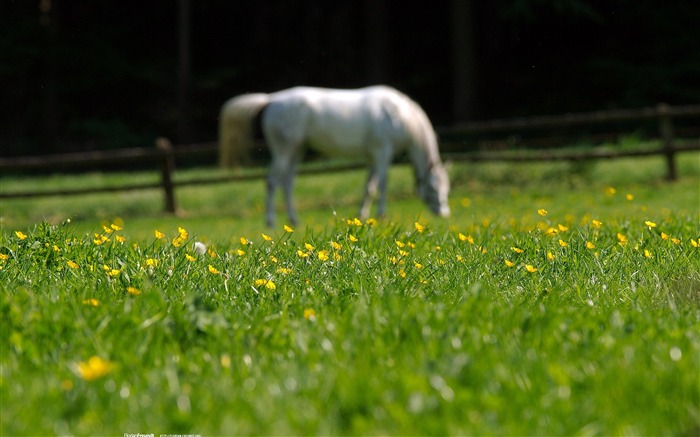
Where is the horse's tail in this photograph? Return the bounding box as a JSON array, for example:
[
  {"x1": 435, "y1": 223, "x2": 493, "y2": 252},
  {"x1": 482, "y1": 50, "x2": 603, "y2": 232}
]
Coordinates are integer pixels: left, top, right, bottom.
[{"x1": 218, "y1": 93, "x2": 270, "y2": 168}]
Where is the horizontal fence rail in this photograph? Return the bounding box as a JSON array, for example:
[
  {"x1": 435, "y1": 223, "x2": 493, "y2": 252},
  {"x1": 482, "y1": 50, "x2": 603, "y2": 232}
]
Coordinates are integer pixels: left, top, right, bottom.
[
  {"x1": 1, "y1": 103, "x2": 699, "y2": 213},
  {"x1": 437, "y1": 103, "x2": 700, "y2": 134}
]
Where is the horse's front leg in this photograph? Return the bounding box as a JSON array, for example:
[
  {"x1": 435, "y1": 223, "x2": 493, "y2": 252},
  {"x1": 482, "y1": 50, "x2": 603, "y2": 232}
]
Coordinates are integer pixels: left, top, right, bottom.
[
  {"x1": 375, "y1": 165, "x2": 389, "y2": 218},
  {"x1": 374, "y1": 146, "x2": 392, "y2": 219},
  {"x1": 361, "y1": 146, "x2": 391, "y2": 219}
]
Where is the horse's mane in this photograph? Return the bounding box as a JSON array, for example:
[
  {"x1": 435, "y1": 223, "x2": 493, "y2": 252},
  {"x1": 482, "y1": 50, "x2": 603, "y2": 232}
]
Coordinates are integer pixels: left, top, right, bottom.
[{"x1": 388, "y1": 89, "x2": 441, "y2": 170}]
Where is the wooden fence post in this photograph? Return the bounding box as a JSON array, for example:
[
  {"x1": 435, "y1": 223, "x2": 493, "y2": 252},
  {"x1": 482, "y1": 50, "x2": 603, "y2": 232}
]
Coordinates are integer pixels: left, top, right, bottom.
[
  {"x1": 156, "y1": 137, "x2": 178, "y2": 214},
  {"x1": 657, "y1": 103, "x2": 678, "y2": 181}
]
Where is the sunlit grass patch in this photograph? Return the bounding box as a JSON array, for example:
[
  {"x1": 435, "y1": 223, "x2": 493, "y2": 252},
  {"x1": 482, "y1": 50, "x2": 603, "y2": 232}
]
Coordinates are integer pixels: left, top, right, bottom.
[{"x1": 1, "y1": 197, "x2": 698, "y2": 435}]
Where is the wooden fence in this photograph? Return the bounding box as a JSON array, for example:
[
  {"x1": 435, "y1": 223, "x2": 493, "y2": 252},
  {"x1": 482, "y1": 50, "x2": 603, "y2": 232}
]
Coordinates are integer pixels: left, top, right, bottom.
[{"x1": 1, "y1": 103, "x2": 699, "y2": 214}]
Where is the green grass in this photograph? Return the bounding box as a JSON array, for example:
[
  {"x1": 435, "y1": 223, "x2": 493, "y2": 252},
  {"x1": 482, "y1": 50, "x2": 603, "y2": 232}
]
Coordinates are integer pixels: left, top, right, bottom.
[{"x1": 1, "y1": 154, "x2": 699, "y2": 435}]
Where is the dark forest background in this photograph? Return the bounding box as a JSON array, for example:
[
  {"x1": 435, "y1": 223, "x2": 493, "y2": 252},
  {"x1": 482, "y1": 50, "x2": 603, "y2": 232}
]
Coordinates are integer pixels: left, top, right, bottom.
[{"x1": 2, "y1": 0, "x2": 699, "y2": 157}]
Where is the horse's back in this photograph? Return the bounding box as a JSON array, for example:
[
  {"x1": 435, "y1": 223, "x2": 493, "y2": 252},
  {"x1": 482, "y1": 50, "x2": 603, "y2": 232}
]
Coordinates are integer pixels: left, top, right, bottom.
[{"x1": 262, "y1": 85, "x2": 429, "y2": 158}]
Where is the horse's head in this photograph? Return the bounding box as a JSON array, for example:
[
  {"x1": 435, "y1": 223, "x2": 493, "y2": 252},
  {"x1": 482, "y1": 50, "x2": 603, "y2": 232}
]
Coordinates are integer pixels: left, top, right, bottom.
[{"x1": 419, "y1": 162, "x2": 450, "y2": 217}]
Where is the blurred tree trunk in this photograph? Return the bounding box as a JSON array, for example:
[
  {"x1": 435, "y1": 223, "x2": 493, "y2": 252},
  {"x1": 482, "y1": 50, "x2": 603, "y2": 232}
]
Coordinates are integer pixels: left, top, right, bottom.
[
  {"x1": 365, "y1": 0, "x2": 389, "y2": 84},
  {"x1": 177, "y1": 0, "x2": 192, "y2": 143},
  {"x1": 451, "y1": 0, "x2": 477, "y2": 121},
  {"x1": 41, "y1": 0, "x2": 59, "y2": 152}
]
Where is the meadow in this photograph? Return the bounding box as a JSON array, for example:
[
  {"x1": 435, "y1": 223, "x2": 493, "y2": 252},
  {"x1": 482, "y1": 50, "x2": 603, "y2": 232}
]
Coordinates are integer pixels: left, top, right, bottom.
[{"x1": 1, "y1": 153, "x2": 699, "y2": 435}]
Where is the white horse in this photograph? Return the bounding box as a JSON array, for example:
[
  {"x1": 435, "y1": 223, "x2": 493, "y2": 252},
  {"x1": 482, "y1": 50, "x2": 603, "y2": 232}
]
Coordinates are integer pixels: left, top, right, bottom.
[{"x1": 219, "y1": 85, "x2": 450, "y2": 227}]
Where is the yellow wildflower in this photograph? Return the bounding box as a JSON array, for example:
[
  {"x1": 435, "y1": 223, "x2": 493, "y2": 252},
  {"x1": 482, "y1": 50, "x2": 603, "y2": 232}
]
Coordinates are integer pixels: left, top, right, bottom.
[
  {"x1": 644, "y1": 249, "x2": 653, "y2": 259},
  {"x1": 415, "y1": 221, "x2": 426, "y2": 233},
  {"x1": 365, "y1": 218, "x2": 377, "y2": 226},
  {"x1": 284, "y1": 224, "x2": 294, "y2": 233},
  {"x1": 240, "y1": 237, "x2": 249, "y2": 245},
  {"x1": 512, "y1": 247, "x2": 524, "y2": 254},
  {"x1": 254, "y1": 279, "x2": 276, "y2": 290},
  {"x1": 146, "y1": 258, "x2": 158, "y2": 267},
  {"x1": 107, "y1": 269, "x2": 120, "y2": 278},
  {"x1": 93, "y1": 234, "x2": 110, "y2": 245},
  {"x1": 0, "y1": 253, "x2": 9, "y2": 261},
  {"x1": 126, "y1": 286, "x2": 142, "y2": 296},
  {"x1": 414, "y1": 262, "x2": 423, "y2": 269},
  {"x1": 505, "y1": 260, "x2": 515, "y2": 267},
  {"x1": 83, "y1": 298, "x2": 100, "y2": 307},
  {"x1": 317, "y1": 250, "x2": 329, "y2": 261},
  {"x1": 558, "y1": 239, "x2": 568, "y2": 247},
  {"x1": 395, "y1": 240, "x2": 406, "y2": 248},
  {"x1": 208, "y1": 265, "x2": 220, "y2": 275},
  {"x1": 459, "y1": 233, "x2": 475, "y2": 244},
  {"x1": 297, "y1": 250, "x2": 309, "y2": 258},
  {"x1": 586, "y1": 241, "x2": 595, "y2": 249},
  {"x1": 591, "y1": 220, "x2": 602, "y2": 228},
  {"x1": 102, "y1": 225, "x2": 114, "y2": 234},
  {"x1": 185, "y1": 254, "x2": 196, "y2": 262},
  {"x1": 303, "y1": 308, "x2": 317, "y2": 321},
  {"x1": 110, "y1": 223, "x2": 122, "y2": 231},
  {"x1": 277, "y1": 267, "x2": 292, "y2": 275},
  {"x1": 525, "y1": 264, "x2": 538, "y2": 273},
  {"x1": 155, "y1": 229, "x2": 165, "y2": 239},
  {"x1": 661, "y1": 232, "x2": 669, "y2": 240},
  {"x1": 262, "y1": 233, "x2": 273, "y2": 242},
  {"x1": 76, "y1": 356, "x2": 114, "y2": 381},
  {"x1": 617, "y1": 233, "x2": 628, "y2": 246},
  {"x1": 330, "y1": 241, "x2": 342, "y2": 250},
  {"x1": 645, "y1": 220, "x2": 657, "y2": 228},
  {"x1": 15, "y1": 231, "x2": 27, "y2": 240},
  {"x1": 547, "y1": 251, "x2": 555, "y2": 261},
  {"x1": 626, "y1": 193, "x2": 634, "y2": 201},
  {"x1": 537, "y1": 209, "x2": 548, "y2": 216},
  {"x1": 115, "y1": 235, "x2": 126, "y2": 243},
  {"x1": 557, "y1": 224, "x2": 569, "y2": 232},
  {"x1": 605, "y1": 186, "x2": 616, "y2": 196},
  {"x1": 304, "y1": 243, "x2": 315, "y2": 251},
  {"x1": 220, "y1": 354, "x2": 231, "y2": 369},
  {"x1": 348, "y1": 234, "x2": 358, "y2": 242}
]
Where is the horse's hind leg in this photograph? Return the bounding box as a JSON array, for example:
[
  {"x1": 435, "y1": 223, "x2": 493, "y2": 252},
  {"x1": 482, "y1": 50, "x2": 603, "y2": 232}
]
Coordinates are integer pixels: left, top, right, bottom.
[
  {"x1": 266, "y1": 149, "x2": 301, "y2": 227},
  {"x1": 360, "y1": 144, "x2": 392, "y2": 219},
  {"x1": 359, "y1": 168, "x2": 377, "y2": 220}
]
